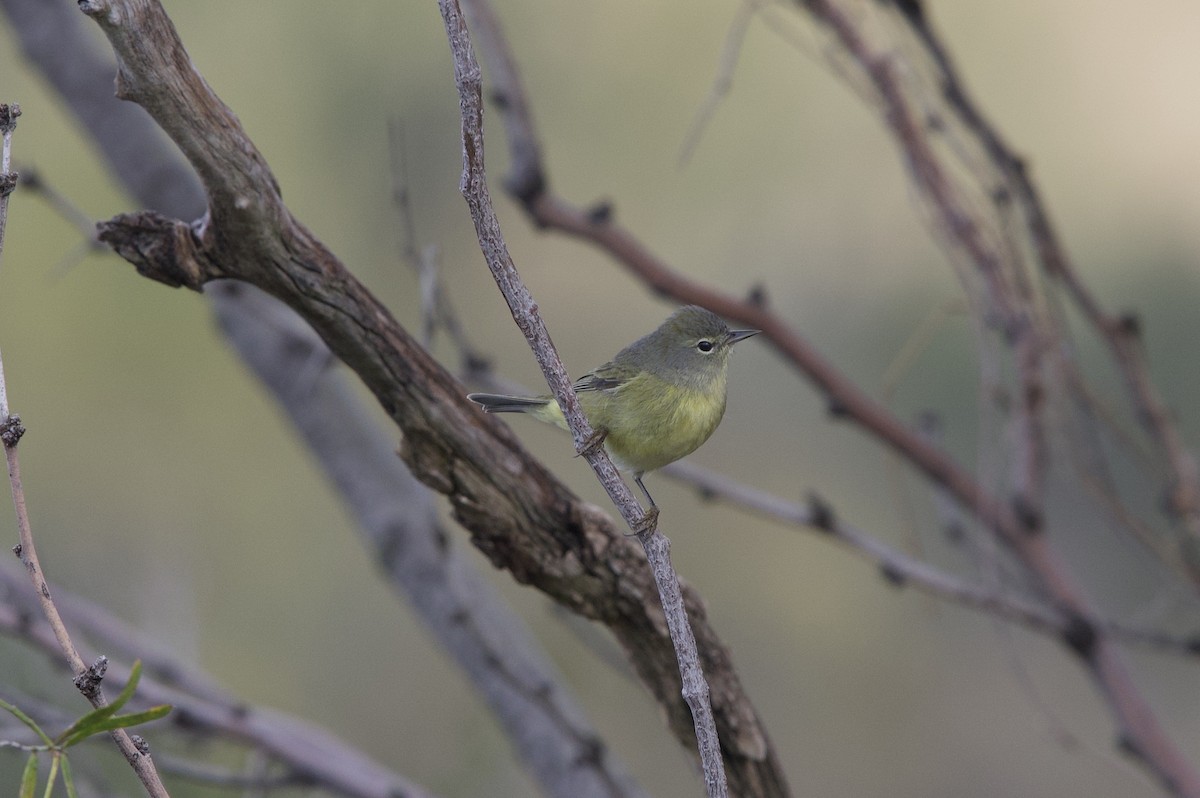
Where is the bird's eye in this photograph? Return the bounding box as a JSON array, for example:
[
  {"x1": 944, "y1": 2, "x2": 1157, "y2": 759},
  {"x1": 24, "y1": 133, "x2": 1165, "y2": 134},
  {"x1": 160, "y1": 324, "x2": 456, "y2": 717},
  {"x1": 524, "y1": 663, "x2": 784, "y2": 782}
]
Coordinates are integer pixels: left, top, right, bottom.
[{"x1": 696, "y1": 340, "x2": 715, "y2": 353}]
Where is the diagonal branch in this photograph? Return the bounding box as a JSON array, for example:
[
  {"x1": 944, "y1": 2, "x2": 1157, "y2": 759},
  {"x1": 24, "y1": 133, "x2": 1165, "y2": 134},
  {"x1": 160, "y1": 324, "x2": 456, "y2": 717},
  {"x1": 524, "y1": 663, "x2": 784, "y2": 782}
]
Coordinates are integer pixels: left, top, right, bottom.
[
  {"x1": 70, "y1": 0, "x2": 787, "y2": 794},
  {"x1": 884, "y1": 0, "x2": 1200, "y2": 585},
  {"x1": 459, "y1": 0, "x2": 1200, "y2": 792},
  {"x1": 0, "y1": 2, "x2": 645, "y2": 790},
  {"x1": 440, "y1": 0, "x2": 728, "y2": 791},
  {"x1": 0, "y1": 576, "x2": 438, "y2": 798}
]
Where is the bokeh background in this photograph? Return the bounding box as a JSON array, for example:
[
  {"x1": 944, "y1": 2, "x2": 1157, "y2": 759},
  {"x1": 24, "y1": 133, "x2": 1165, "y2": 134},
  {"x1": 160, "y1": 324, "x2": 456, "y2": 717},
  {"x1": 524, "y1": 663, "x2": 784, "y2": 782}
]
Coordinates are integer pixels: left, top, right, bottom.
[{"x1": 2, "y1": 1, "x2": 1200, "y2": 796}]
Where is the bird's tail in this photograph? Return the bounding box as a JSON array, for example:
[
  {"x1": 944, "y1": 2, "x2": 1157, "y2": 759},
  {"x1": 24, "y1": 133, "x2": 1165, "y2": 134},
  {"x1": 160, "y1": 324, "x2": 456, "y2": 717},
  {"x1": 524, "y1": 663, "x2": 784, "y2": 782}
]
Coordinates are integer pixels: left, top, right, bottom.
[{"x1": 467, "y1": 393, "x2": 551, "y2": 414}]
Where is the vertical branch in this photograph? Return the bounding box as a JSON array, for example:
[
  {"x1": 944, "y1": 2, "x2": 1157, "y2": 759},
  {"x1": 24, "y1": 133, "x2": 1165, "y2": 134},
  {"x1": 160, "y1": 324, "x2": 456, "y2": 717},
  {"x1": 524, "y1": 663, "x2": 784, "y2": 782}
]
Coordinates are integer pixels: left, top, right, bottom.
[
  {"x1": 435, "y1": 2, "x2": 730, "y2": 795},
  {"x1": 0, "y1": 102, "x2": 172, "y2": 798}
]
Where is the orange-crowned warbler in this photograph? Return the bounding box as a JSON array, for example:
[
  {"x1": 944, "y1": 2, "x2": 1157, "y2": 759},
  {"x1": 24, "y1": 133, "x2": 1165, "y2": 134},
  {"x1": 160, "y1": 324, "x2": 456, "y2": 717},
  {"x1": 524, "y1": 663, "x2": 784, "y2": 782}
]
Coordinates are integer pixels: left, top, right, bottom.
[{"x1": 467, "y1": 306, "x2": 758, "y2": 508}]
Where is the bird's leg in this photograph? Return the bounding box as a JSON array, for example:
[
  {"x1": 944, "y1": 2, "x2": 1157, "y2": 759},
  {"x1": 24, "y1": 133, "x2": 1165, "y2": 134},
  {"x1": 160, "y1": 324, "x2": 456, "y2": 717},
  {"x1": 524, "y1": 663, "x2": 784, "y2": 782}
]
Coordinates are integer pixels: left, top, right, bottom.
[
  {"x1": 630, "y1": 475, "x2": 660, "y2": 536},
  {"x1": 577, "y1": 432, "x2": 658, "y2": 535},
  {"x1": 634, "y1": 475, "x2": 658, "y2": 509}
]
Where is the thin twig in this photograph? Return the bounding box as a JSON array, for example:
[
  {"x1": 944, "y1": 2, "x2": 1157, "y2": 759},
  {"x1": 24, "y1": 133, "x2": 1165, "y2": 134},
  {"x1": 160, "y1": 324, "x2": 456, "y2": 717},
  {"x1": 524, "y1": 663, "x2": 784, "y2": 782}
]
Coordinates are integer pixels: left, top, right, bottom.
[
  {"x1": 0, "y1": 587, "x2": 440, "y2": 798},
  {"x1": 52, "y1": 0, "x2": 778, "y2": 793},
  {"x1": 665, "y1": 461, "x2": 1064, "y2": 630},
  {"x1": 458, "y1": 0, "x2": 1200, "y2": 790},
  {"x1": 387, "y1": 120, "x2": 488, "y2": 372},
  {"x1": 799, "y1": 3, "x2": 1200, "y2": 793},
  {"x1": 679, "y1": 0, "x2": 762, "y2": 166},
  {"x1": 438, "y1": 2, "x2": 729, "y2": 794},
  {"x1": 884, "y1": 0, "x2": 1200, "y2": 587},
  {"x1": 152, "y1": 757, "x2": 304, "y2": 791},
  {"x1": 5, "y1": 59, "x2": 645, "y2": 798},
  {"x1": 0, "y1": 101, "x2": 172, "y2": 798}
]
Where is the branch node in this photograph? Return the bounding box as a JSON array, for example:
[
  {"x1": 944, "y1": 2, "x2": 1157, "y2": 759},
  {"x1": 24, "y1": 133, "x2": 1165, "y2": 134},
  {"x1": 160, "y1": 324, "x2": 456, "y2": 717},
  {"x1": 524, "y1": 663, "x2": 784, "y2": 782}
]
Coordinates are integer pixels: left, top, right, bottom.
[
  {"x1": 1010, "y1": 494, "x2": 1042, "y2": 535},
  {"x1": 0, "y1": 102, "x2": 20, "y2": 134},
  {"x1": 879, "y1": 562, "x2": 907, "y2": 587},
  {"x1": 585, "y1": 200, "x2": 613, "y2": 225},
  {"x1": 97, "y1": 211, "x2": 214, "y2": 291},
  {"x1": 488, "y1": 88, "x2": 510, "y2": 110},
  {"x1": 807, "y1": 491, "x2": 836, "y2": 532},
  {"x1": 463, "y1": 353, "x2": 493, "y2": 380},
  {"x1": 746, "y1": 283, "x2": 768, "y2": 308},
  {"x1": 1060, "y1": 613, "x2": 1098, "y2": 663},
  {"x1": 0, "y1": 171, "x2": 17, "y2": 199},
  {"x1": 891, "y1": 0, "x2": 926, "y2": 24},
  {"x1": 74, "y1": 655, "x2": 109, "y2": 699},
  {"x1": 504, "y1": 166, "x2": 547, "y2": 209},
  {"x1": 1115, "y1": 312, "x2": 1142, "y2": 340},
  {"x1": 826, "y1": 395, "x2": 850, "y2": 419},
  {"x1": 1116, "y1": 732, "x2": 1145, "y2": 764},
  {"x1": 1, "y1": 414, "x2": 26, "y2": 448}
]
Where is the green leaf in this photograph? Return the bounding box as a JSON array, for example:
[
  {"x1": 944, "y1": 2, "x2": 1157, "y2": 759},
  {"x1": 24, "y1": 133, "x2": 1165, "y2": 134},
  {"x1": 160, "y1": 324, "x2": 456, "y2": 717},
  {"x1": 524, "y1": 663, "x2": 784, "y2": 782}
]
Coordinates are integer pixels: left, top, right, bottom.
[
  {"x1": 58, "y1": 705, "x2": 171, "y2": 749},
  {"x1": 107, "y1": 660, "x2": 144, "y2": 715},
  {"x1": 18, "y1": 752, "x2": 37, "y2": 798},
  {"x1": 61, "y1": 755, "x2": 79, "y2": 798},
  {"x1": 42, "y1": 754, "x2": 59, "y2": 798},
  {"x1": 55, "y1": 661, "x2": 148, "y2": 745},
  {"x1": 0, "y1": 697, "x2": 54, "y2": 748},
  {"x1": 54, "y1": 706, "x2": 110, "y2": 747}
]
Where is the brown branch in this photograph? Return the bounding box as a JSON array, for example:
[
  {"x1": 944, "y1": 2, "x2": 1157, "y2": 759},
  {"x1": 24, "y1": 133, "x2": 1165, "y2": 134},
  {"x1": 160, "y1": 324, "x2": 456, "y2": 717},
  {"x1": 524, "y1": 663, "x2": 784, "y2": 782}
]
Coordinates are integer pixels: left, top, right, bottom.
[
  {"x1": 70, "y1": 1, "x2": 785, "y2": 794},
  {"x1": 459, "y1": 0, "x2": 1200, "y2": 792},
  {"x1": 801, "y1": 3, "x2": 1200, "y2": 794},
  {"x1": 0, "y1": 5, "x2": 647, "y2": 791},
  {"x1": 885, "y1": 0, "x2": 1200, "y2": 585}
]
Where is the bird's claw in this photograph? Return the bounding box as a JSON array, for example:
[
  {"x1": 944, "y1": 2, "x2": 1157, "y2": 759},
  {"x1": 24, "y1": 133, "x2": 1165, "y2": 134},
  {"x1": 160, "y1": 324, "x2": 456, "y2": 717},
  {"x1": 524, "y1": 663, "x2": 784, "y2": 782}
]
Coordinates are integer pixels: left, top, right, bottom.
[
  {"x1": 577, "y1": 427, "x2": 608, "y2": 458},
  {"x1": 626, "y1": 506, "x2": 659, "y2": 537}
]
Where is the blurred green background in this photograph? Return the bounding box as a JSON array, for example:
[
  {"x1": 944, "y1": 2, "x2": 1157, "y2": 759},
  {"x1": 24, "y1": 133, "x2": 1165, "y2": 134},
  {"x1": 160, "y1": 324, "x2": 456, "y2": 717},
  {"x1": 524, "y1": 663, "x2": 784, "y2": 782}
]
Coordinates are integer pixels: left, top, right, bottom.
[{"x1": 2, "y1": 1, "x2": 1200, "y2": 796}]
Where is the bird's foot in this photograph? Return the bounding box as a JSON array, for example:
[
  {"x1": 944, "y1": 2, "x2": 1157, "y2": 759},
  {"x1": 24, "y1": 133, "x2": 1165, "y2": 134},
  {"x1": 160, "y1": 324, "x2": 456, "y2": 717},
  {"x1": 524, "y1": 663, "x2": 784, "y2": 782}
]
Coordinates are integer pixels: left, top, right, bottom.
[
  {"x1": 577, "y1": 427, "x2": 608, "y2": 458},
  {"x1": 626, "y1": 506, "x2": 659, "y2": 537}
]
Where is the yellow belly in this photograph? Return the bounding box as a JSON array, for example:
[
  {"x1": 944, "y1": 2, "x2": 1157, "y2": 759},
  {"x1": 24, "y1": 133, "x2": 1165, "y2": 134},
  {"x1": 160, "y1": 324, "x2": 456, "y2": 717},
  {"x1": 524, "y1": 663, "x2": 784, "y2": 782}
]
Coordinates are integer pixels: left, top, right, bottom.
[{"x1": 584, "y1": 374, "x2": 727, "y2": 475}]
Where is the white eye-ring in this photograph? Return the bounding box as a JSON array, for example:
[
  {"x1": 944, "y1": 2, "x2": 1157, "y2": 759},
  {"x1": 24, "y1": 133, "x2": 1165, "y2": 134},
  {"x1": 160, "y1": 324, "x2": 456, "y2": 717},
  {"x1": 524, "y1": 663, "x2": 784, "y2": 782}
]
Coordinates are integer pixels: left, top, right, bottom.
[{"x1": 696, "y1": 340, "x2": 715, "y2": 352}]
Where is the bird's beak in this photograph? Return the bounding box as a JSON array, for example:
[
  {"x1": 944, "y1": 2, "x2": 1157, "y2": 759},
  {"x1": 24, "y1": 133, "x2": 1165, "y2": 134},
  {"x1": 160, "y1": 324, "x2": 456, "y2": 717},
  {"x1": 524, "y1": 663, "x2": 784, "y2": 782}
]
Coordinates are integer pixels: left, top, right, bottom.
[{"x1": 726, "y1": 329, "x2": 760, "y2": 346}]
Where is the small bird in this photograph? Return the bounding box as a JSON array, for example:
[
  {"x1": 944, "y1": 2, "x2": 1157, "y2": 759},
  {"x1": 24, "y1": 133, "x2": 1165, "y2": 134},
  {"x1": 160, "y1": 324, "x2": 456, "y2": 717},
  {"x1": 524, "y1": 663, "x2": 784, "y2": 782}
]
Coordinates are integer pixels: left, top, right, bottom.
[{"x1": 468, "y1": 305, "x2": 758, "y2": 510}]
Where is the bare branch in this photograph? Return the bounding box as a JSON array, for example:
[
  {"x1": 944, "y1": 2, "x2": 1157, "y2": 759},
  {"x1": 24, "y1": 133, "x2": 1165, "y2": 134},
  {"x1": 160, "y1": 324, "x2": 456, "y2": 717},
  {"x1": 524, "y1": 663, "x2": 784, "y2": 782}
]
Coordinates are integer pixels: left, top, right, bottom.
[
  {"x1": 460, "y1": 0, "x2": 1200, "y2": 791},
  {"x1": 53, "y1": 1, "x2": 784, "y2": 794},
  {"x1": 438, "y1": 1, "x2": 730, "y2": 793},
  {"x1": 0, "y1": 578, "x2": 439, "y2": 798},
  {"x1": 2, "y1": 1, "x2": 647, "y2": 794},
  {"x1": 799, "y1": 3, "x2": 1200, "y2": 792},
  {"x1": 0, "y1": 100, "x2": 173, "y2": 798},
  {"x1": 886, "y1": 1, "x2": 1200, "y2": 582}
]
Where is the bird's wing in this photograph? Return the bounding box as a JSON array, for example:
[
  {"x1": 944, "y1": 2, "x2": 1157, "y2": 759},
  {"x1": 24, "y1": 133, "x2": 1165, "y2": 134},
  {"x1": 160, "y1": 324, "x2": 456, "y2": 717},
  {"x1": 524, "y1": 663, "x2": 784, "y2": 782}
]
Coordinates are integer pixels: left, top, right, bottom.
[{"x1": 573, "y1": 361, "x2": 635, "y2": 393}]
